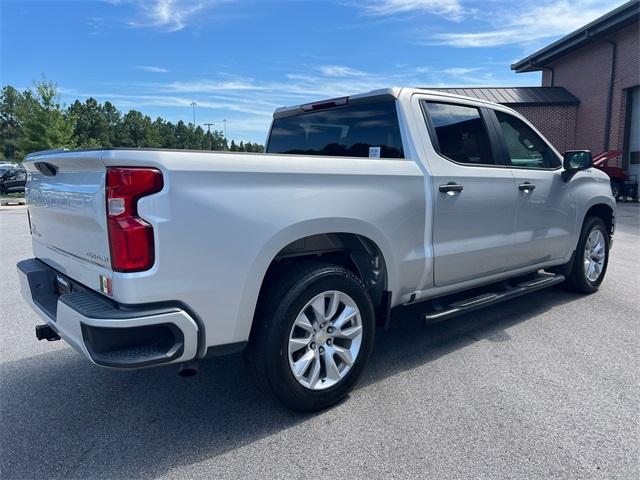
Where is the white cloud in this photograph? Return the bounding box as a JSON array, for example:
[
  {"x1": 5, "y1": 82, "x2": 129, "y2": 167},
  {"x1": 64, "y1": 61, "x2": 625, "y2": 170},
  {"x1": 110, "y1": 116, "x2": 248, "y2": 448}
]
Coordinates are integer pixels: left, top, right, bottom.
[
  {"x1": 440, "y1": 67, "x2": 481, "y2": 75},
  {"x1": 134, "y1": 65, "x2": 169, "y2": 73},
  {"x1": 61, "y1": 62, "x2": 531, "y2": 141},
  {"x1": 362, "y1": 0, "x2": 467, "y2": 20},
  {"x1": 161, "y1": 80, "x2": 266, "y2": 92},
  {"x1": 318, "y1": 65, "x2": 367, "y2": 77},
  {"x1": 427, "y1": 0, "x2": 624, "y2": 47},
  {"x1": 123, "y1": 0, "x2": 222, "y2": 32}
]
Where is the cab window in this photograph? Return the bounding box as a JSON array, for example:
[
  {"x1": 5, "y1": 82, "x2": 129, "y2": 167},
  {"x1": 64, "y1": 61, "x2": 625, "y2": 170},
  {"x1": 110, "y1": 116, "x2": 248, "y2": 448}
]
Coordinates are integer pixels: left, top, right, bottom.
[
  {"x1": 495, "y1": 111, "x2": 560, "y2": 169},
  {"x1": 267, "y1": 97, "x2": 404, "y2": 158},
  {"x1": 423, "y1": 102, "x2": 495, "y2": 166}
]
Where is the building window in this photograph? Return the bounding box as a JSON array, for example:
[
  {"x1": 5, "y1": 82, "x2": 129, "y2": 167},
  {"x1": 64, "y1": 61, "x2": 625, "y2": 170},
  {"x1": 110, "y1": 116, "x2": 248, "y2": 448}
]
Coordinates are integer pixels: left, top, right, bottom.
[{"x1": 626, "y1": 86, "x2": 640, "y2": 175}]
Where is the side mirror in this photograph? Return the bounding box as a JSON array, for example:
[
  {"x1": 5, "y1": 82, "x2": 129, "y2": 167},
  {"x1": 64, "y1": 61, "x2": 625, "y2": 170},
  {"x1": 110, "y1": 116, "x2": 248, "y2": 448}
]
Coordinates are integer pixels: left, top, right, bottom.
[
  {"x1": 562, "y1": 150, "x2": 592, "y2": 181},
  {"x1": 563, "y1": 150, "x2": 592, "y2": 171}
]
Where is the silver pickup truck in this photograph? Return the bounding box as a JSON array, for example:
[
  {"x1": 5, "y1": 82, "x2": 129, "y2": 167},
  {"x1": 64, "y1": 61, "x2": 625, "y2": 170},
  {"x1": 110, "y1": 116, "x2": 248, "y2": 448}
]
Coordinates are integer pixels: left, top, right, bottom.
[{"x1": 17, "y1": 88, "x2": 615, "y2": 411}]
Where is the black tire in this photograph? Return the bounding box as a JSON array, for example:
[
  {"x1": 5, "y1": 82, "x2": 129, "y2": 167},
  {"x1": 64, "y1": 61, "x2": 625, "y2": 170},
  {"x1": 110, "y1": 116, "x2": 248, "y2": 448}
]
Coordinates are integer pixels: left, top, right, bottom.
[
  {"x1": 610, "y1": 180, "x2": 622, "y2": 201},
  {"x1": 0, "y1": 184, "x2": 6, "y2": 196},
  {"x1": 244, "y1": 262, "x2": 375, "y2": 411},
  {"x1": 564, "y1": 216, "x2": 610, "y2": 293}
]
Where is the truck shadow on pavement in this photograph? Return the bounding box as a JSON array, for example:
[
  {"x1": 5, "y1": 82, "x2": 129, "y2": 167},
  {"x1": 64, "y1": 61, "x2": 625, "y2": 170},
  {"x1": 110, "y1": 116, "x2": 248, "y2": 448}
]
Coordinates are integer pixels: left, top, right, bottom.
[{"x1": 1, "y1": 287, "x2": 584, "y2": 479}]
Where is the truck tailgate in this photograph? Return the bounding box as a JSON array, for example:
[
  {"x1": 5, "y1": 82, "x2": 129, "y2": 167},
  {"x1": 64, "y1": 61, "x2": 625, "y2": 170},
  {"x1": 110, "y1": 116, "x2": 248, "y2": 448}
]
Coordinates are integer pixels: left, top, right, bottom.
[{"x1": 24, "y1": 150, "x2": 112, "y2": 278}]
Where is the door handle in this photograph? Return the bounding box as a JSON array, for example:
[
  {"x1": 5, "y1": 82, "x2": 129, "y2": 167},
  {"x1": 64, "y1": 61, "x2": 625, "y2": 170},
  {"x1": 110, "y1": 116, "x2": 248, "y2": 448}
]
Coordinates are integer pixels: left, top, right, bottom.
[
  {"x1": 519, "y1": 182, "x2": 536, "y2": 192},
  {"x1": 439, "y1": 182, "x2": 464, "y2": 194}
]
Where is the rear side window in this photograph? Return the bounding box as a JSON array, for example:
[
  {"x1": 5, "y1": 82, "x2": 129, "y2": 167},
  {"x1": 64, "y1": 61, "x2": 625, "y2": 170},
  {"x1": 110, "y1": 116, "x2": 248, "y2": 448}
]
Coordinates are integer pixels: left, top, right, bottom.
[
  {"x1": 423, "y1": 102, "x2": 495, "y2": 166},
  {"x1": 495, "y1": 111, "x2": 560, "y2": 169},
  {"x1": 267, "y1": 98, "x2": 404, "y2": 158}
]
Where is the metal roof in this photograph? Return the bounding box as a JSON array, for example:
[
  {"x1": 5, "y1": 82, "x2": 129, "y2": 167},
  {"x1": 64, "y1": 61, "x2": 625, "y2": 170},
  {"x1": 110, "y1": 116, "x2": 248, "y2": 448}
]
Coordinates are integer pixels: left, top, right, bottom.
[
  {"x1": 424, "y1": 87, "x2": 580, "y2": 106},
  {"x1": 512, "y1": 0, "x2": 639, "y2": 73}
]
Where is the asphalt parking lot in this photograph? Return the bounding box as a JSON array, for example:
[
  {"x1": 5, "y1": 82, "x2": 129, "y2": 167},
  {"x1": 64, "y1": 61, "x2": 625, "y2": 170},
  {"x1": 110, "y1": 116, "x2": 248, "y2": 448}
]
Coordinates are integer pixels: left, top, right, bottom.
[{"x1": 1, "y1": 204, "x2": 638, "y2": 479}]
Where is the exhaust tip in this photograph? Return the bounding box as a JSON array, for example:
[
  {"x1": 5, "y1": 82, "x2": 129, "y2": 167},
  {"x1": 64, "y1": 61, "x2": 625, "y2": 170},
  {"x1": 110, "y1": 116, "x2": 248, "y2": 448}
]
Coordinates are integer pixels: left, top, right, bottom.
[
  {"x1": 178, "y1": 362, "x2": 199, "y2": 378},
  {"x1": 35, "y1": 324, "x2": 61, "y2": 342}
]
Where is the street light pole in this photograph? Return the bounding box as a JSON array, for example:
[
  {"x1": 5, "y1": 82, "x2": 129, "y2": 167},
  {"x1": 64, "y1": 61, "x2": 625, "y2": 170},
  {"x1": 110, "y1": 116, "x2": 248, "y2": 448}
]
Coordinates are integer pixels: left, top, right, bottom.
[
  {"x1": 223, "y1": 119, "x2": 227, "y2": 150},
  {"x1": 204, "y1": 122, "x2": 214, "y2": 150},
  {"x1": 190, "y1": 101, "x2": 197, "y2": 126}
]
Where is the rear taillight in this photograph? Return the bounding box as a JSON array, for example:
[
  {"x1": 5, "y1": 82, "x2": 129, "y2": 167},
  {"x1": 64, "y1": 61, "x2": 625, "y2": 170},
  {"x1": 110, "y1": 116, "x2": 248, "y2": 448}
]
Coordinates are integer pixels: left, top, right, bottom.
[{"x1": 106, "y1": 167, "x2": 163, "y2": 272}]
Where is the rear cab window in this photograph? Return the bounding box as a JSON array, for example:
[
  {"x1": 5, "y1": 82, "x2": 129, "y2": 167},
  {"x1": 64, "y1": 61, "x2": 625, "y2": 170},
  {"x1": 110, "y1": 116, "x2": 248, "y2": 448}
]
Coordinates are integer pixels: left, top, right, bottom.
[
  {"x1": 422, "y1": 101, "x2": 495, "y2": 166},
  {"x1": 266, "y1": 96, "x2": 404, "y2": 159}
]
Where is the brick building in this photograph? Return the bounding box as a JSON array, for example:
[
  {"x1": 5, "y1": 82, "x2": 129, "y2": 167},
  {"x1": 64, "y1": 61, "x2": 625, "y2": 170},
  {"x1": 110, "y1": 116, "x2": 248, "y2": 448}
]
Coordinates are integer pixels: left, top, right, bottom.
[
  {"x1": 434, "y1": 1, "x2": 639, "y2": 175},
  {"x1": 512, "y1": 0, "x2": 639, "y2": 173}
]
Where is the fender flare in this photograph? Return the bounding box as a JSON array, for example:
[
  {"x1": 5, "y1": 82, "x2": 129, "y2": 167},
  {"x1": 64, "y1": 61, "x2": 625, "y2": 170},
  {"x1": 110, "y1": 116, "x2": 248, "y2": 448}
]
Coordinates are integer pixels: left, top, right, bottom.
[{"x1": 232, "y1": 218, "x2": 396, "y2": 341}]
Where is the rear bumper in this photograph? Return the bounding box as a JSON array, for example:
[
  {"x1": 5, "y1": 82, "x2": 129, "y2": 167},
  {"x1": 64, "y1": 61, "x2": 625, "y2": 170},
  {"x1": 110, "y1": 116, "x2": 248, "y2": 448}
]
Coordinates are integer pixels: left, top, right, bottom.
[{"x1": 17, "y1": 258, "x2": 199, "y2": 369}]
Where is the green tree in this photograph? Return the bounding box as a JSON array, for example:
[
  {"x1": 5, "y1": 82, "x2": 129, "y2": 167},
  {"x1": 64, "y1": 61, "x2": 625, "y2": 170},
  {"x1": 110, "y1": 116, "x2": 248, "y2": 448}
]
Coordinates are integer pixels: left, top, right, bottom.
[
  {"x1": 211, "y1": 130, "x2": 225, "y2": 150},
  {"x1": 174, "y1": 120, "x2": 190, "y2": 149},
  {"x1": 68, "y1": 98, "x2": 110, "y2": 148},
  {"x1": 1, "y1": 79, "x2": 265, "y2": 157},
  {"x1": 0, "y1": 86, "x2": 26, "y2": 160},
  {"x1": 183, "y1": 124, "x2": 201, "y2": 149},
  {"x1": 154, "y1": 117, "x2": 177, "y2": 149},
  {"x1": 119, "y1": 110, "x2": 160, "y2": 148},
  {"x1": 16, "y1": 80, "x2": 75, "y2": 154},
  {"x1": 102, "y1": 101, "x2": 122, "y2": 146}
]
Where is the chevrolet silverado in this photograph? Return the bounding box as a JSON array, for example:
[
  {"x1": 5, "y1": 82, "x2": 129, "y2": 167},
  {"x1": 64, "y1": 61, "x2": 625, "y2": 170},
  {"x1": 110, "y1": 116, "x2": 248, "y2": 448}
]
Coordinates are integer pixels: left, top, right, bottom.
[{"x1": 17, "y1": 88, "x2": 615, "y2": 411}]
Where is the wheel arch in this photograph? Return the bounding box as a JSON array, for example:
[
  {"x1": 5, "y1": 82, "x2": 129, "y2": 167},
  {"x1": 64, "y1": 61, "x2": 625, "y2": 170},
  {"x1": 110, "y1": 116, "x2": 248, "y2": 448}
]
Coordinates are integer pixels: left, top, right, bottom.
[
  {"x1": 268, "y1": 232, "x2": 389, "y2": 304},
  {"x1": 584, "y1": 202, "x2": 615, "y2": 238},
  {"x1": 235, "y1": 219, "x2": 396, "y2": 342}
]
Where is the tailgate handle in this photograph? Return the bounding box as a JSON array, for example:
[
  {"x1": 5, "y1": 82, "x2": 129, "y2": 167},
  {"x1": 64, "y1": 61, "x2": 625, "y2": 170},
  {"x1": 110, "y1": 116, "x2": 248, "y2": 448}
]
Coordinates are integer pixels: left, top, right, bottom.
[{"x1": 34, "y1": 162, "x2": 58, "y2": 177}]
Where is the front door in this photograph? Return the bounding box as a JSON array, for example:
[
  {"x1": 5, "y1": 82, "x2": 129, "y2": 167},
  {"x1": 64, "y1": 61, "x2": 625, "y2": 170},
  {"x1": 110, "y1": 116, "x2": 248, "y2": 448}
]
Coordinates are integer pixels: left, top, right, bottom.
[
  {"x1": 421, "y1": 100, "x2": 520, "y2": 287},
  {"x1": 490, "y1": 109, "x2": 576, "y2": 266}
]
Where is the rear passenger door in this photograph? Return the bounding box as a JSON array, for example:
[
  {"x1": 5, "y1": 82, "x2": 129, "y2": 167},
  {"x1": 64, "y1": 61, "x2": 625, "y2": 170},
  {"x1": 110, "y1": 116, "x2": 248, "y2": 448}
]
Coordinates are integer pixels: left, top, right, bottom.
[
  {"x1": 489, "y1": 109, "x2": 576, "y2": 266},
  {"x1": 421, "y1": 100, "x2": 520, "y2": 287}
]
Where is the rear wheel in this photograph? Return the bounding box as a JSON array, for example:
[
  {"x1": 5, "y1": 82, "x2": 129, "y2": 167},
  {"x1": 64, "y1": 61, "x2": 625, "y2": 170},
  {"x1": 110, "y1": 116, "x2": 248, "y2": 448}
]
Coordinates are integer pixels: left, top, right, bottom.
[
  {"x1": 565, "y1": 216, "x2": 610, "y2": 293},
  {"x1": 245, "y1": 262, "x2": 375, "y2": 411}
]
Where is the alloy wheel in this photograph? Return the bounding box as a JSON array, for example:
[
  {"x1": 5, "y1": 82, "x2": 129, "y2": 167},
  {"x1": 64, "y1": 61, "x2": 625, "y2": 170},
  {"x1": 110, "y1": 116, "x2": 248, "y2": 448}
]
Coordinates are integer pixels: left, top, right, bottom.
[
  {"x1": 583, "y1": 229, "x2": 606, "y2": 282},
  {"x1": 287, "y1": 290, "x2": 363, "y2": 390}
]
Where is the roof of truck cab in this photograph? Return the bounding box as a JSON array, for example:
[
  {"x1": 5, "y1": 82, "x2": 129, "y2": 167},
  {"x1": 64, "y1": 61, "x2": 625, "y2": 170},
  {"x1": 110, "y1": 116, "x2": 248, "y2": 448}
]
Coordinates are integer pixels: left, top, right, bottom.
[
  {"x1": 272, "y1": 87, "x2": 518, "y2": 118},
  {"x1": 272, "y1": 88, "x2": 402, "y2": 118}
]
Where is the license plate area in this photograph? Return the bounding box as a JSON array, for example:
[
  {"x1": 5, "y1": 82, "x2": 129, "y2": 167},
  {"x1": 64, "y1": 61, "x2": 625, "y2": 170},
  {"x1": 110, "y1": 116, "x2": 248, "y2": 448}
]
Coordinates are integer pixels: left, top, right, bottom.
[{"x1": 56, "y1": 274, "x2": 72, "y2": 296}]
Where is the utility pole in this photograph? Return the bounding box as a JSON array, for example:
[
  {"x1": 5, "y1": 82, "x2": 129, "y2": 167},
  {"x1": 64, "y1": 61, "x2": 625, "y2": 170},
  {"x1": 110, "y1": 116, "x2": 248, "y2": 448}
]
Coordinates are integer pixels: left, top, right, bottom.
[
  {"x1": 204, "y1": 122, "x2": 214, "y2": 150},
  {"x1": 190, "y1": 101, "x2": 197, "y2": 126},
  {"x1": 223, "y1": 119, "x2": 227, "y2": 150}
]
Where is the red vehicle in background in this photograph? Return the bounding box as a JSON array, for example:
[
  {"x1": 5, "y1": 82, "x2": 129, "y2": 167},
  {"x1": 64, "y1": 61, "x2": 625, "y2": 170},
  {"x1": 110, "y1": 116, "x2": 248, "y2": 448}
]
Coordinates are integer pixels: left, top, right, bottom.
[{"x1": 593, "y1": 151, "x2": 638, "y2": 201}]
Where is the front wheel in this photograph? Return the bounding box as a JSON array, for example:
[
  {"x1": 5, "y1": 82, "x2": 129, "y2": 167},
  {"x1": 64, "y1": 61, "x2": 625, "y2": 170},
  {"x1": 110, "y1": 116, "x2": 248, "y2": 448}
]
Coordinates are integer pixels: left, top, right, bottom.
[
  {"x1": 245, "y1": 262, "x2": 375, "y2": 411},
  {"x1": 565, "y1": 216, "x2": 610, "y2": 293}
]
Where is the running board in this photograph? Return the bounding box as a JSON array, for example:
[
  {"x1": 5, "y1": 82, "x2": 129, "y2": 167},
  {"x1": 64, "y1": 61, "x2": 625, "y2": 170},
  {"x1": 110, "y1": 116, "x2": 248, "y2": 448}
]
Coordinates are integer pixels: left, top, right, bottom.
[{"x1": 422, "y1": 273, "x2": 565, "y2": 324}]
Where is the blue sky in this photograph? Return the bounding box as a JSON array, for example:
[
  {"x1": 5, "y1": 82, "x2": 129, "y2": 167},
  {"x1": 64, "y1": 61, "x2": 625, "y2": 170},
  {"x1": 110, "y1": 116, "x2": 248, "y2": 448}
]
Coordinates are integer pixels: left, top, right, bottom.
[{"x1": 0, "y1": 0, "x2": 625, "y2": 143}]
